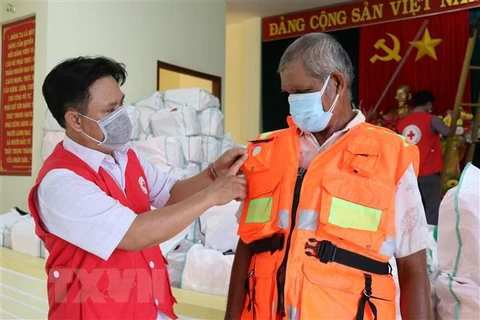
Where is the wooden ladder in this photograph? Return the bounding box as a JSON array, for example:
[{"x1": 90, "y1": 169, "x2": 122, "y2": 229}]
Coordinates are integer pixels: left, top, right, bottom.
[{"x1": 441, "y1": 18, "x2": 480, "y2": 186}]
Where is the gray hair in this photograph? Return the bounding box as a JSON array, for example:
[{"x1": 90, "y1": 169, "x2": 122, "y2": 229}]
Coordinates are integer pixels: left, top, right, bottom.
[{"x1": 278, "y1": 33, "x2": 354, "y2": 93}]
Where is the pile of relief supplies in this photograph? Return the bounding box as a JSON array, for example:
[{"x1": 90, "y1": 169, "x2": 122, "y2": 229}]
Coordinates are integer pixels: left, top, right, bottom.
[{"x1": 1, "y1": 88, "x2": 243, "y2": 297}]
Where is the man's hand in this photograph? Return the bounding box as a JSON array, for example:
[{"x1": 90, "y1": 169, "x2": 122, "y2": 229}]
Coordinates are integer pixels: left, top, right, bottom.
[
  {"x1": 206, "y1": 154, "x2": 247, "y2": 206},
  {"x1": 213, "y1": 147, "x2": 247, "y2": 177}
]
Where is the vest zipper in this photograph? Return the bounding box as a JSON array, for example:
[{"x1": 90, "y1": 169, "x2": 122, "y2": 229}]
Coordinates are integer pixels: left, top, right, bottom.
[{"x1": 276, "y1": 167, "x2": 307, "y2": 317}]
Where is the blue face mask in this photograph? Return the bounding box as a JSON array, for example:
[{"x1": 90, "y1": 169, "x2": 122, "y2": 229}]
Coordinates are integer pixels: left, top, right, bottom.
[{"x1": 288, "y1": 75, "x2": 339, "y2": 133}]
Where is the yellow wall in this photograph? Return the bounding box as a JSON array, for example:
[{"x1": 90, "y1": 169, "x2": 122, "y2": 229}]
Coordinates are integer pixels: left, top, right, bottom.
[
  {"x1": 159, "y1": 69, "x2": 182, "y2": 91},
  {"x1": 225, "y1": 18, "x2": 261, "y2": 145},
  {"x1": 159, "y1": 70, "x2": 213, "y2": 93},
  {"x1": 179, "y1": 74, "x2": 213, "y2": 93},
  {"x1": 0, "y1": 0, "x2": 226, "y2": 214}
]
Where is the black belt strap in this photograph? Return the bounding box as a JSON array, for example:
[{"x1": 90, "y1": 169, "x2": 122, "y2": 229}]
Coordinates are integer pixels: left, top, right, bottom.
[
  {"x1": 304, "y1": 239, "x2": 391, "y2": 275},
  {"x1": 248, "y1": 233, "x2": 285, "y2": 255}
]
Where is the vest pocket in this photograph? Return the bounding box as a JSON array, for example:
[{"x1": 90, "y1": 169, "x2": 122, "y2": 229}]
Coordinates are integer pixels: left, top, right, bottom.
[
  {"x1": 238, "y1": 174, "x2": 283, "y2": 239},
  {"x1": 318, "y1": 172, "x2": 393, "y2": 253},
  {"x1": 242, "y1": 137, "x2": 276, "y2": 174},
  {"x1": 342, "y1": 141, "x2": 380, "y2": 178},
  {"x1": 244, "y1": 255, "x2": 278, "y2": 320},
  {"x1": 300, "y1": 264, "x2": 395, "y2": 319}
]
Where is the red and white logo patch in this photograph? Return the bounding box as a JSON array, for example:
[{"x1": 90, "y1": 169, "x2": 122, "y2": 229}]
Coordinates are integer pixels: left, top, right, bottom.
[
  {"x1": 402, "y1": 125, "x2": 422, "y2": 145},
  {"x1": 138, "y1": 176, "x2": 148, "y2": 194}
]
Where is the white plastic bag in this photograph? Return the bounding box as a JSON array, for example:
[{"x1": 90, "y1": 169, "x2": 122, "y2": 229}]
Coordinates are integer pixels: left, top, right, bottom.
[
  {"x1": 165, "y1": 238, "x2": 195, "y2": 288},
  {"x1": 178, "y1": 162, "x2": 201, "y2": 179},
  {"x1": 198, "y1": 107, "x2": 224, "y2": 137},
  {"x1": 135, "y1": 91, "x2": 164, "y2": 110},
  {"x1": 43, "y1": 109, "x2": 64, "y2": 132},
  {"x1": 125, "y1": 104, "x2": 142, "y2": 140},
  {"x1": 181, "y1": 243, "x2": 234, "y2": 296},
  {"x1": 150, "y1": 107, "x2": 201, "y2": 137},
  {"x1": 0, "y1": 208, "x2": 30, "y2": 248},
  {"x1": 135, "y1": 104, "x2": 158, "y2": 137},
  {"x1": 11, "y1": 216, "x2": 43, "y2": 258},
  {"x1": 435, "y1": 272, "x2": 479, "y2": 320},
  {"x1": 202, "y1": 136, "x2": 221, "y2": 163},
  {"x1": 200, "y1": 162, "x2": 210, "y2": 171},
  {"x1": 199, "y1": 200, "x2": 240, "y2": 253},
  {"x1": 173, "y1": 136, "x2": 203, "y2": 163},
  {"x1": 435, "y1": 163, "x2": 480, "y2": 320},
  {"x1": 163, "y1": 88, "x2": 220, "y2": 112},
  {"x1": 220, "y1": 133, "x2": 236, "y2": 153},
  {"x1": 159, "y1": 221, "x2": 197, "y2": 254},
  {"x1": 426, "y1": 225, "x2": 440, "y2": 316},
  {"x1": 42, "y1": 131, "x2": 65, "y2": 161},
  {"x1": 437, "y1": 163, "x2": 480, "y2": 284},
  {"x1": 131, "y1": 136, "x2": 185, "y2": 168}
]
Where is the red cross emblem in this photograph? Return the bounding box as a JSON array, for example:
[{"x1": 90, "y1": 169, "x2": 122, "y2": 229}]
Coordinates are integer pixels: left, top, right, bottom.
[
  {"x1": 402, "y1": 125, "x2": 421, "y2": 145},
  {"x1": 407, "y1": 130, "x2": 416, "y2": 140}
]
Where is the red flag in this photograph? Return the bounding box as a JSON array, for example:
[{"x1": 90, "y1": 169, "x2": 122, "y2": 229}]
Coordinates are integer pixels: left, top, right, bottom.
[{"x1": 359, "y1": 10, "x2": 471, "y2": 118}]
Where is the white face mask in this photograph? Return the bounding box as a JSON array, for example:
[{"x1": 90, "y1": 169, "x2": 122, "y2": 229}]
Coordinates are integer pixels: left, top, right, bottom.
[
  {"x1": 288, "y1": 75, "x2": 339, "y2": 133},
  {"x1": 78, "y1": 106, "x2": 132, "y2": 151}
]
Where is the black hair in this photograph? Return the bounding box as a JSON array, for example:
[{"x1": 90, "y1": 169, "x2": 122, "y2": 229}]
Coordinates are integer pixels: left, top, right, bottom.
[
  {"x1": 42, "y1": 56, "x2": 127, "y2": 128},
  {"x1": 413, "y1": 90, "x2": 435, "y2": 107}
]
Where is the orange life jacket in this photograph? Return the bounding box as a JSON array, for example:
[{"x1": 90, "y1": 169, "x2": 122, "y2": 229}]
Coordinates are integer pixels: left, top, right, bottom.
[{"x1": 238, "y1": 120, "x2": 419, "y2": 320}]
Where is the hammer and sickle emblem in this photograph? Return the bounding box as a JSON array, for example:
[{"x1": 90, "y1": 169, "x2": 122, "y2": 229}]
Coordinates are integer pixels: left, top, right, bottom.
[{"x1": 370, "y1": 33, "x2": 402, "y2": 64}]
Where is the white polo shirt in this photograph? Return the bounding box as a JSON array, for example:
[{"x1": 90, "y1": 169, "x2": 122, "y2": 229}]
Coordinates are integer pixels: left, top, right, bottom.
[{"x1": 35, "y1": 136, "x2": 178, "y2": 320}]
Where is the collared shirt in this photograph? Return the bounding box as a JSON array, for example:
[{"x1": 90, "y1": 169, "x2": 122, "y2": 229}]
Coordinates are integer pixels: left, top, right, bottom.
[
  {"x1": 35, "y1": 136, "x2": 178, "y2": 261},
  {"x1": 237, "y1": 111, "x2": 428, "y2": 259},
  {"x1": 36, "y1": 137, "x2": 178, "y2": 320}
]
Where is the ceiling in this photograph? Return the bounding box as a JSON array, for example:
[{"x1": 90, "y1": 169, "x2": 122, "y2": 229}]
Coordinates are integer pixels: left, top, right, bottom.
[{"x1": 226, "y1": 0, "x2": 355, "y2": 25}]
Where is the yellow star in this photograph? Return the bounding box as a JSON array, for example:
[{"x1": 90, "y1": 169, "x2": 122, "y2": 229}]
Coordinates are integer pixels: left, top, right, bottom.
[{"x1": 409, "y1": 28, "x2": 442, "y2": 62}]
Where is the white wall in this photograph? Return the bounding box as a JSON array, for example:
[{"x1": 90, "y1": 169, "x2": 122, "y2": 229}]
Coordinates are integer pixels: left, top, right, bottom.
[
  {"x1": 225, "y1": 17, "x2": 261, "y2": 144},
  {"x1": 0, "y1": 1, "x2": 49, "y2": 214},
  {"x1": 45, "y1": 1, "x2": 226, "y2": 103},
  {"x1": 0, "y1": 0, "x2": 226, "y2": 214}
]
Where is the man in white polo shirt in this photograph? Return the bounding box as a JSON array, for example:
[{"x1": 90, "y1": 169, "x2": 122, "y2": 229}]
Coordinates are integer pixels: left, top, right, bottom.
[{"x1": 29, "y1": 56, "x2": 246, "y2": 319}]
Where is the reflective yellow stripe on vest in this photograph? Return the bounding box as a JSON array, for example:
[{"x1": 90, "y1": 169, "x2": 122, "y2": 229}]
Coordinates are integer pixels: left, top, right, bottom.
[
  {"x1": 329, "y1": 197, "x2": 382, "y2": 232},
  {"x1": 246, "y1": 197, "x2": 274, "y2": 223}
]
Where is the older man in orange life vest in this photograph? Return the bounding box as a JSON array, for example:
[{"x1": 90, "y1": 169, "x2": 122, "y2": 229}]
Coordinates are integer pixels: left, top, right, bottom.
[{"x1": 226, "y1": 33, "x2": 432, "y2": 320}]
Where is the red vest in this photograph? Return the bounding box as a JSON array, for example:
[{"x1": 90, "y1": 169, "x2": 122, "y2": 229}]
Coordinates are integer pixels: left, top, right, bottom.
[
  {"x1": 28, "y1": 143, "x2": 177, "y2": 320},
  {"x1": 397, "y1": 112, "x2": 444, "y2": 176}
]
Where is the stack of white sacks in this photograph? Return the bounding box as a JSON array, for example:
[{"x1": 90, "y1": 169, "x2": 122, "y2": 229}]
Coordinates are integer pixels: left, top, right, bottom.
[
  {"x1": 435, "y1": 163, "x2": 480, "y2": 319},
  {"x1": 127, "y1": 88, "x2": 241, "y2": 296},
  {"x1": 35, "y1": 88, "x2": 241, "y2": 296},
  {"x1": 0, "y1": 207, "x2": 49, "y2": 259},
  {"x1": 129, "y1": 88, "x2": 236, "y2": 179}
]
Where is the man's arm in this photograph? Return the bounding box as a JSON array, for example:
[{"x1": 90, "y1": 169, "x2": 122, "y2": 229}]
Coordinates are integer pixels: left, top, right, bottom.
[
  {"x1": 119, "y1": 154, "x2": 247, "y2": 251},
  {"x1": 397, "y1": 250, "x2": 432, "y2": 319},
  {"x1": 431, "y1": 116, "x2": 451, "y2": 136},
  {"x1": 225, "y1": 239, "x2": 253, "y2": 320},
  {"x1": 36, "y1": 158, "x2": 246, "y2": 260},
  {"x1": 119, "y1": 186, "x2": 217, "y2": 251},
  {"x1": 394, "y1": 163, "x2": 432, "y2": 319},
  {"x1": 166, "y1": 168, "x2": 216, "y2": 205},
  {"x1": 167, "y1": 148, "x2": 247, "y2": 205}
]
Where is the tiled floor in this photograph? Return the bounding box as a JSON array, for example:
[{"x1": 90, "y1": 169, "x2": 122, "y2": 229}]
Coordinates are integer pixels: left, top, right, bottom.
[{"x1": 0, "y1": 248, "x2": 226, "y2": 319}]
